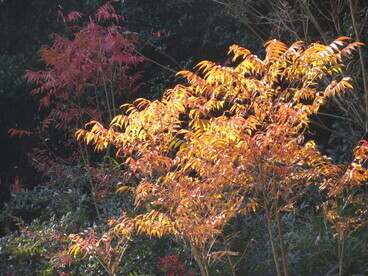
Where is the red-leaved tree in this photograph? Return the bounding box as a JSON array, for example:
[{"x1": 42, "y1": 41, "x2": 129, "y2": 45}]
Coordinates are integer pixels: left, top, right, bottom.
[{"x1": 18, "y1": 1, "x2": 145, "y2": 169}]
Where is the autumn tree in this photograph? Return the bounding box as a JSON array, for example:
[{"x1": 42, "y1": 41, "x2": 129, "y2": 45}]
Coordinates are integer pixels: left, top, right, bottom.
[
  {"x1": 16, "y1": 2, "x2": 145, "y2": 168},
  {"x1": 75, "y1": 37, "x2": 367, "y2": 275},
  {"x1": 320, "y1": 140, "x2": 368, "y2": 276}
]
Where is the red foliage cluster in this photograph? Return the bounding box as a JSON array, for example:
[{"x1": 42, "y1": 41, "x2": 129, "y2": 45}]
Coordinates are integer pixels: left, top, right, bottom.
[
  {"x1": 87, "y1": 166, "x2": 123, "y2": 201},
  {"x1": 23, "y1": 1, "x2": 145, "y2": 169},
  {"x1": 157, "y1": 255, "x2": 195, "y2": 276},
  {"x1": 9, "y1": 178, "x2": 25, "y2": 192}
]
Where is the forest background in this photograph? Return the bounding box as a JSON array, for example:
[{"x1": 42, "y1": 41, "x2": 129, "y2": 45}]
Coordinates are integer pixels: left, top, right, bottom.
[{"x1": 0, "y1": 0, "x2": 367, "y2": 275}]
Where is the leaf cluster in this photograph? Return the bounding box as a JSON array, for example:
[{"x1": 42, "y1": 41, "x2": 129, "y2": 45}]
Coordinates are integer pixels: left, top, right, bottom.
[{"x1": 75, "y1": 37, "x2": 367, "y2": 274}]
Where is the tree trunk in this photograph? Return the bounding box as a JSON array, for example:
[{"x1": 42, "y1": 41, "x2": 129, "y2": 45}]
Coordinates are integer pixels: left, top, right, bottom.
[
  {"x1": 263, "y1": 187, "x2": 282, "y2": 276},
  {"x1": 276, "y1": 211, "x2": 289, "y2": 276},
  {"x1": 191, "y1": 243, "x2": 209, "y2": 276}
]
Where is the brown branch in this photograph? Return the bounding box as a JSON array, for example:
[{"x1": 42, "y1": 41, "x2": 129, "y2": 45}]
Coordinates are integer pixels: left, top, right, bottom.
[
  {"x1": 309, "y1": 120, "x2": 356, "y2": 143},
  {"x1": 348, "y1": 0, "x2": 368, "y2": 132},
  {"x1": 296, "y1": 0, "x2": 328, "y2": 44}
]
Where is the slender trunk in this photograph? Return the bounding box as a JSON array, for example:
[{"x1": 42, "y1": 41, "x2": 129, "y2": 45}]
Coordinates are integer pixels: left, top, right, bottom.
[
  {"x1": 102, "y1": 75, "x2": 112, "y2": 121},
  {"x1": 338, "y1": 238, "x2": 345, "y2": 276},
  {"x1": 78, "y1": 141, "x2": 90, "y2": 167},
  {"x1": 276, "y1": 211, "x2": 289, "y2": 276},
  {"x1": 110, "y1": 65, "x2": 117, "y2": 117},
  {"x1": 94, "y1": 256, "x2": 112, "y2": 276},
  {"x1": 98, "y1": 39, "x2": 113, "y2": 122},
  {"x1": 262, "y1": 188, "x2": 282, "y2": 276},
  {"x1": 272, "y1": 177, "x2": 289, "y2": 276},
  {"x1": 227, "y1": 254, "x2": 237, "y2": 276},
  {"x1": 76, "y1": 96, "x2": 90, "y2": 167},
  {"x1": 94, "y1": 86, "x2": 102, "y2": 121},
  {"x1": 259, "y1": 164, "x2": 282, "y2": 276},
  {"x1": 222, "y1": 233, "x2": 237, "y2": 276},
  {"x1": 191, "y1": 243, "x2": 209, "y2": 276}
]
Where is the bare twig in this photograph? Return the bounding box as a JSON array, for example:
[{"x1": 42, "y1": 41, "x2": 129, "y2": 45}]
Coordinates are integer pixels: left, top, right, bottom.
[{"x1": 348, "y1": 0, "x2": 368, "y2": 132}]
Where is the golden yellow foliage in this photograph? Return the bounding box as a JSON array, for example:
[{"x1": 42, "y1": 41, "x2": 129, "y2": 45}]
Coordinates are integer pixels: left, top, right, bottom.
[{"x1": 72, "y1": 37, "x2": 367, "y2": 275}]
